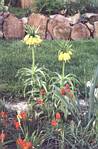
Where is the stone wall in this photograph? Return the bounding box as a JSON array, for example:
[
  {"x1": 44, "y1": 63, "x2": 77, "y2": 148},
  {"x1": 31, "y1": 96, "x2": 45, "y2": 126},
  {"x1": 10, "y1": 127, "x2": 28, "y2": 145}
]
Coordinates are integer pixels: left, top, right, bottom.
[{"x1": 1, "y1": 11, "x2": 98, "y2": 40}]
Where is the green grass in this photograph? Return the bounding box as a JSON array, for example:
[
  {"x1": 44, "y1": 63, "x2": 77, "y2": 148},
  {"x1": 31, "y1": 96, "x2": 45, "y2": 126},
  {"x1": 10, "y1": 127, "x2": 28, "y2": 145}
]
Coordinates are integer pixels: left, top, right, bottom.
[{"x1": 0, "y1": 39, "x2": 98, "y2": 93}]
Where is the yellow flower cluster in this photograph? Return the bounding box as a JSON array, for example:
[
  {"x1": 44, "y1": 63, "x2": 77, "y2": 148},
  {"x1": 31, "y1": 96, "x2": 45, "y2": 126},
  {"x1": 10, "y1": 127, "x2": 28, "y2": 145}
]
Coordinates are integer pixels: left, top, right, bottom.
[
  {"x1": 58, "y1": 51, "x2": 72, "y2": 62},
  {"x1": 23, "y1": 34, "x2": 42, "y2": 46}
]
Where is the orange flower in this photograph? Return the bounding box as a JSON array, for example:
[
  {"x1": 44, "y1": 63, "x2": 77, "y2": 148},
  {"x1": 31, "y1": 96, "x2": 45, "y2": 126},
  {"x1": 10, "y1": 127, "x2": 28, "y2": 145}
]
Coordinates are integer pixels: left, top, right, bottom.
[
  {"x1": 16, "y1": 138, "x2": 23, "y2": 148},
  {"x1": 0, "y1": 130, "x2": 5, "y2": 143},
  {"x1": 23, "y1": 141, "x2": 32, "y2": 149},
  {"x1": 0, "y1": 111, "x2": 7, "y2": 118},
  {"x1": 55, "y1": 112, "x2": 61, "y2": 120},
  {"x1": 16, "y1": 138, "x2": 32, "y2": 149},
  {"x1": 17, "y1": 112, "x2": 27, "y2": 120},
  {"x1": 14, "y1": 120, "x2": 21, "y2": 130},
  {"x1": 20, "y1": 112, "x2": 27, "y2": 120},
  {"x1": 60, "y1": 84, "x2": 71, "y2": 95},
  {"x1": 51, "y1": 120, "x2": 58, "y2": 127},
  {"x1": 36, "y1": 99, "x2": 44, "y2": 105}
]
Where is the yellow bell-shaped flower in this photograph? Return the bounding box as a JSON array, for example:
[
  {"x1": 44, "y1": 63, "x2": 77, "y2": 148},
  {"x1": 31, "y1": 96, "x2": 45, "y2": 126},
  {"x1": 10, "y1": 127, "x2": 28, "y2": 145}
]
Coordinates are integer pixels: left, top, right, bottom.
[
  {"x1": 23, "y1": 34, "x2": 42, "y2": 46},
  {"x1": 58, "y1": 51, "x2": 72, "y2": 62}
]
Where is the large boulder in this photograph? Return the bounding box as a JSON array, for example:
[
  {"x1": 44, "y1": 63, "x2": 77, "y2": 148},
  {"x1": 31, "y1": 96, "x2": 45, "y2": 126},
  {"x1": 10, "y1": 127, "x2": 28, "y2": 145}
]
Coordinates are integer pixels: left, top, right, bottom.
[
  {"x1": 3, "y1": 14, "x2": 25, "y2": 39},
  {"x1": 50, "y1": 14, "x2": 71, "y2": 26},
  {"x1": 47, "y1": 18, "x2": 71, "y2": 40},
  {"x1": 71, "y1": 23, "x2": 90, "y2": 40},
  {"x1": 85, "y1": 22, "x2": 94, "y2": 37},
  {"x1": 49, "y1": 12, "x2": 80, "y2": 26},
  {"x1": 83, "y1": 13, "x2": 98, "y2": 24},
  {"x1": 67, "y1": 11, "x2": 81, "y2": 25},
  {"x1": 28, "y1": 13, "x2": 48, "y2": 39},
  {"x1": 94, "y1": 21, "x2": 98, "y2": 38}
]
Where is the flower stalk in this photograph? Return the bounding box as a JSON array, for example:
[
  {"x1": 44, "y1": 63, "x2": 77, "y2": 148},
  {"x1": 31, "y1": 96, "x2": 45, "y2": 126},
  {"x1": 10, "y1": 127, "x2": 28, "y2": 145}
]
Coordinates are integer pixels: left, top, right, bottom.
[
  {"x1": 32, "y1": 47, "x2": 35, "y2": 78},
  {"x1": 62, "y1": 61, "x2": 65, "y2": 85}
]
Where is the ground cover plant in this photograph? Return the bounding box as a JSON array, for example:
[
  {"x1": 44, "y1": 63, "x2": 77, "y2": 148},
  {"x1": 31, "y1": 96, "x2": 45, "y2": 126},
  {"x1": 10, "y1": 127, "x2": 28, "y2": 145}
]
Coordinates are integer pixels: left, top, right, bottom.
[{"x1": 0, "y1": 26, "x2": 98, "y2": 149}]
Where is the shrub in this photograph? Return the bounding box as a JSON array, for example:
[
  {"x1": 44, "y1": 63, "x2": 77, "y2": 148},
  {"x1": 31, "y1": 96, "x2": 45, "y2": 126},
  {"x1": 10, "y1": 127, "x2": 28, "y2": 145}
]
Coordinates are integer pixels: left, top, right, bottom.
[
  {"x1": 65, "y1": 0, "x2": 98, "y2": 15},
  {"x1": 34, "y1": 0, "x2": 66, "y2": 15},
  {"x1": 32, "y1": 0, "x2": 98, "y2": 15}
]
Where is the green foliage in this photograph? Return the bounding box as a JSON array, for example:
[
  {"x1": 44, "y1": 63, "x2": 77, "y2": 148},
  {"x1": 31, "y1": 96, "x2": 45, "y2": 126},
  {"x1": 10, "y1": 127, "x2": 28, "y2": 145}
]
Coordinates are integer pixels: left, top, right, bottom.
[
  {"x1": 25, "y1": 25, "x2": 39, "y2": 37},
  {"x1": 63, "y1": 119, "x2": 96, "y2": 148},
  {"x1": 65, "y1": 0, "x2": 98, "y2": 15},
  {"x1": 8, "y1": 7, "x2": 31, "y2": 18},
  {"x1": 4, "y1": 0, "x2": 98, "y2": 16},
  {"x1": 17, "y1": 65, "x2": 48, "y2": 98},
  {"x1": 32, "y1": 0, "x2": 98, "y2": 15},
  {"x1": 35, "y1": 0, "x2": 66, "y2": 15}
]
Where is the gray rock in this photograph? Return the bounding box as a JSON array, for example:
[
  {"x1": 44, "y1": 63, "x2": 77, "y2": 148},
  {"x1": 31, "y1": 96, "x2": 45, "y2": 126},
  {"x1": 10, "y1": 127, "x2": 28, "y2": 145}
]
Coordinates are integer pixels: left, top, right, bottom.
[
  {"x1": 48, "y1": 18, "x2": 71, "y2": 40},
  {"x1": 94, "y1": 21, "x2": 98, "y2": 38},
  {"x1": 71, "y1": 23, "x2": 90, "y2": 40},
  {"x1": 3, "y1": 14, "x2": 25, "y2": 39}
]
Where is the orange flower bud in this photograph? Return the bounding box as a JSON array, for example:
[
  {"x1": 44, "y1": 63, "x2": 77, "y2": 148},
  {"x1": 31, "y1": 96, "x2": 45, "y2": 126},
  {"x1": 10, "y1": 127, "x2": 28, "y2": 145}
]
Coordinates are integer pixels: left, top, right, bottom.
[
  {"x1": 51, "y1": 120, "x2": 58, "y2": 127},
  {"x1": 16, "y1": 138, "x2": 33, "y2": 149},
  {"x1": 19, "y1": 112, "x2": 27, "y2": 120},
  {"x1": 13, "y1": 120, "x2": 21, "y2": 130},
  {"x1": 55, "y1": 112, "x2": 61, "y2": 120}
]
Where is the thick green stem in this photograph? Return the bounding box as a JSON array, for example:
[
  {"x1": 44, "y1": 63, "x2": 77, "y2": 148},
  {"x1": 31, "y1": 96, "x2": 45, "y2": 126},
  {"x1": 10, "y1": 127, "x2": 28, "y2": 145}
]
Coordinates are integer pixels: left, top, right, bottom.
[
  {"x1": 62, "y1": 61, "x2": 65, "y2": 85},
  {"x1": 32, "y1": 47, "x2": 35, "y2": 77}
]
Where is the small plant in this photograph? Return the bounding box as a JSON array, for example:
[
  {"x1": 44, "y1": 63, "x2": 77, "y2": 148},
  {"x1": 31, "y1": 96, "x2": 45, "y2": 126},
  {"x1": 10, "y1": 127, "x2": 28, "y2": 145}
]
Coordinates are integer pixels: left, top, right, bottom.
[{"x1": 17, "y1": 25, "x2": 48, "y2": 99}]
